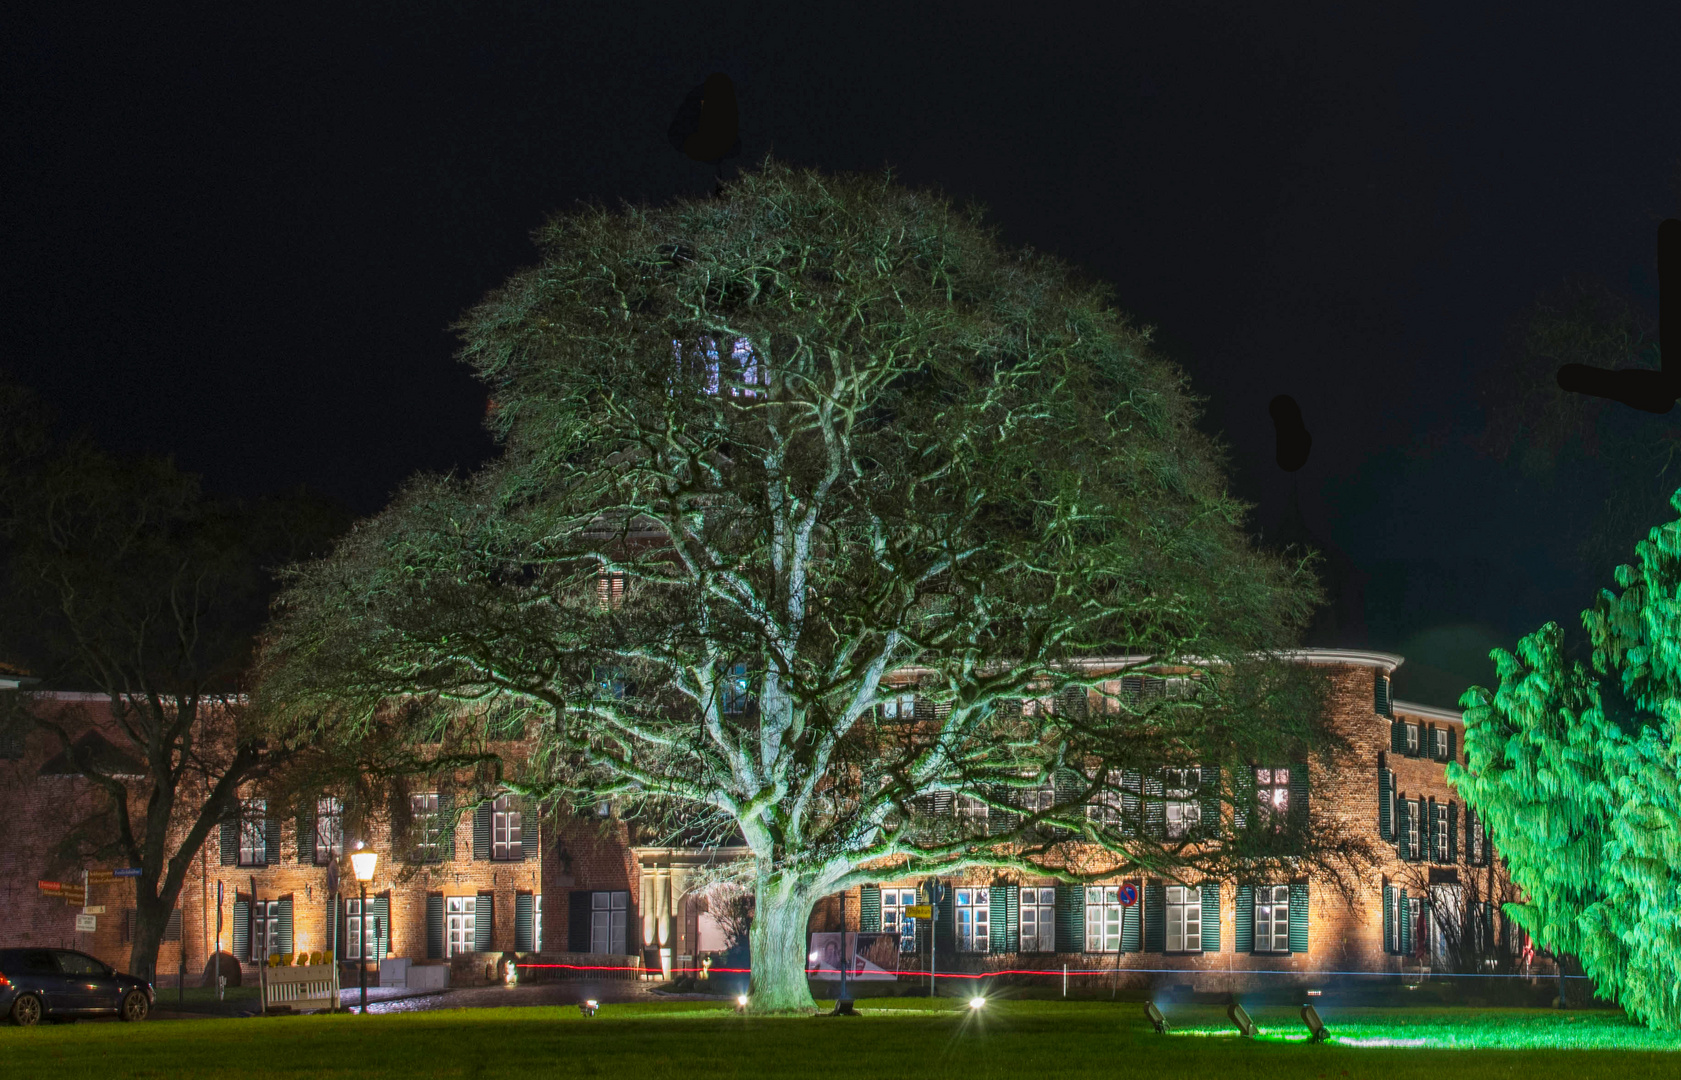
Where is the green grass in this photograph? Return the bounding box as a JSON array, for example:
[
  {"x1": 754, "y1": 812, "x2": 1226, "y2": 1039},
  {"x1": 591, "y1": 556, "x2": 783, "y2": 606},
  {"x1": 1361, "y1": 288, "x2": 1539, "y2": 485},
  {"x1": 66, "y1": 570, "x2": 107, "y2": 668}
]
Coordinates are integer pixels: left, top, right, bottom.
[{"x1": 3, "y1": 999, "x2": 1680, "y2": 1079}]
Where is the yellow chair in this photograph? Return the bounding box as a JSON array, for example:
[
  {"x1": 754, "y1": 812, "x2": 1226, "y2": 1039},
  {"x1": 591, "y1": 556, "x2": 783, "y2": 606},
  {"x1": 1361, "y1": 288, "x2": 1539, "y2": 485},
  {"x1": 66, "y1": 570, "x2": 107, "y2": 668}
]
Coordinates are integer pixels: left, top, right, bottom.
[
  {"x1": 323, "y1": 951, "x2": 335, "y2": 966},
  {"x1": 267, "y1": 953, "x2": 282, "y2": 968},
  {"x1": 309, "y1": 951, "x2": 324, "y2": 967},
  {"x1": 295, "y1": 952, "x2": 308, "y2": 967}
]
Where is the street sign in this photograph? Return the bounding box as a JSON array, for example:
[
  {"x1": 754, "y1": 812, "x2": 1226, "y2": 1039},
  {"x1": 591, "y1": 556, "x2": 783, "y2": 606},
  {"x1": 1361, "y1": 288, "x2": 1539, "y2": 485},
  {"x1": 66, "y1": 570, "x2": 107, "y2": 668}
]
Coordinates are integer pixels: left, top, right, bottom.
[
  {"x1": 86, "y1": 870, "x2": 116, "y2": 883},
  {"x1": 37, "y1": 879, "x2": 63, "y2": 892},
  {"x1": 114, "y1": 867, "x2": 143, "y2": 878},
  {"x1": 61, "y1": 892, "x2": 87, "y2": 906},
  {"x1": 83, "y1": 906, "x2": 106, "y2": 915},
  {"x1": 1118, "y1": 883, "x2": 1139, "y2": 907},
  {"x1": 75, "y1": 914, "x2": 96, "y2": 933},
  {"x1": 905, "y1": 904, "x2": 933, "y2": 919}
]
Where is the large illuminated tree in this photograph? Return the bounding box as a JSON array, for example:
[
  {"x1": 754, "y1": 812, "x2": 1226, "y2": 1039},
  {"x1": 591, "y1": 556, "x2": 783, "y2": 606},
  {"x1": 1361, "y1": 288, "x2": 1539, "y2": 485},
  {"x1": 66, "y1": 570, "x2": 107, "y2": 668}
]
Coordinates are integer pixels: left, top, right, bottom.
[
  {"x1": 1453, "y1": 489, "x2": 1681, "y2": 1029},
  {"x1": 261, "y1": 161, "x2": 1366, "y2": 1011}
]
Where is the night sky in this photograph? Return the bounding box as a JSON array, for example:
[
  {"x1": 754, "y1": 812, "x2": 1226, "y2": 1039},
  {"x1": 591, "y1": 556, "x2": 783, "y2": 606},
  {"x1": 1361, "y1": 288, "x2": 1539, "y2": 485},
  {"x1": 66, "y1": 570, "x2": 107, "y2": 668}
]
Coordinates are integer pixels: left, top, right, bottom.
[{"x1": 6, "y1": 3, "x2": 1681, "y2": 707}]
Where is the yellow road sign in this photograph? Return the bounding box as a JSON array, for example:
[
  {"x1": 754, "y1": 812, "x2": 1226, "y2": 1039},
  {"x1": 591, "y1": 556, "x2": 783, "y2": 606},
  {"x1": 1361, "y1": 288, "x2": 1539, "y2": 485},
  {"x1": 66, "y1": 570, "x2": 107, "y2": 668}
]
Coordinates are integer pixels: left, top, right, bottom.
[{"x1": 904, "y1": 904, "x2": 932, "y2": 919}]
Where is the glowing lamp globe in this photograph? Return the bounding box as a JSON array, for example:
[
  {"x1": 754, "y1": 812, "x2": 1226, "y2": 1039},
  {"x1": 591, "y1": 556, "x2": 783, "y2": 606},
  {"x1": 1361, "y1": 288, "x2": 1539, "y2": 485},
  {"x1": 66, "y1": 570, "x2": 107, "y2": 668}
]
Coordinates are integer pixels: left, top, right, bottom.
[{"x1": 350, "y1": 847, "x2": 378, "y2": 883}]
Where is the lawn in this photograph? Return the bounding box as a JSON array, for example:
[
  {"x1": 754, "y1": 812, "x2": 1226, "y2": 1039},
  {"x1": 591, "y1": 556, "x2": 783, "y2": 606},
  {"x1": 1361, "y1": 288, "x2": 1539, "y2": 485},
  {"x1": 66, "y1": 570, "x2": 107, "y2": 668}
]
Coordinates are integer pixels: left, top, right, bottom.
[{"x1": 3, "y1": 998, "x2": 1679, "y2": 1079}]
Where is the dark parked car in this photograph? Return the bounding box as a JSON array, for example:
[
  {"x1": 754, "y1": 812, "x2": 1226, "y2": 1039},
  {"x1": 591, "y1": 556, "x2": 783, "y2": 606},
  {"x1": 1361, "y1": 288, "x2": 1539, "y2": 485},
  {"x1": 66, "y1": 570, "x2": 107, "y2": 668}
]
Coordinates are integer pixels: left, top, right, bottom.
[{"x1": 0, "y1": 948, "x2": 153, "y2": 1025}]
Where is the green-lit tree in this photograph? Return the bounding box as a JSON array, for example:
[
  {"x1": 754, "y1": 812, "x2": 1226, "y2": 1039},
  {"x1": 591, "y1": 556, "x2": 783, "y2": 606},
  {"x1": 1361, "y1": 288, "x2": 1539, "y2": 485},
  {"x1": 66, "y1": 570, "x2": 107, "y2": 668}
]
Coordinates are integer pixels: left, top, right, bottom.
[
  {"x1": 259, "y1": 161, "x2": 1370, "y2": 1011},
  {"x1": 1452, "y1": 489, "x2": 1681, "y2": 1029}
]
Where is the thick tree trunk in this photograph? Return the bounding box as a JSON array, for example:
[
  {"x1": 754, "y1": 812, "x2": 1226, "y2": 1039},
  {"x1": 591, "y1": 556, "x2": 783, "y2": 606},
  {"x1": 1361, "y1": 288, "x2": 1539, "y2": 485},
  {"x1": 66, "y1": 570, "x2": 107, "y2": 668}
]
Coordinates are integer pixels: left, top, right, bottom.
[
  {"x1": 746, "y1": 871, "x2": 817, "y2": 1013},
  {"x1": 128, "y1": 900, "x2": 169, "y2": 983}
]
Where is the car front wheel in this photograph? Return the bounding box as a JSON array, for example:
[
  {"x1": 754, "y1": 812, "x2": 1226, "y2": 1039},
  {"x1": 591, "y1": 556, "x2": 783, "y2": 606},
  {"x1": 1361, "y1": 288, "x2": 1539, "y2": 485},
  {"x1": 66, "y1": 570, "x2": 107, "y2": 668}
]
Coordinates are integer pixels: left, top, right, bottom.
[
  {"x1": 9, "y1": 994, "x2": 43, "y2": 1027},
  {"x1": 120, "y1": 990, "x2": 149, "y2": 1022}
]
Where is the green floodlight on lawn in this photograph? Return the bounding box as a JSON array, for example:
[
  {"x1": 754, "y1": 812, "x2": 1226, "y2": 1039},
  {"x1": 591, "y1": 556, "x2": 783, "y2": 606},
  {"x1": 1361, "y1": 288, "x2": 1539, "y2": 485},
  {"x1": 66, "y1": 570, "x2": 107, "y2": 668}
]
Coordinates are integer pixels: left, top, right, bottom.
[
  {"x1": 1227, "y1": 1002, "x2": 1257, "y2": 1039},
  {"x1": 1301, "y1": 1003, "x2": 1329, "y2": 1043},
  {"x1": 1145, "y1": 1002, "x2": 1169, "y2": 1034}
]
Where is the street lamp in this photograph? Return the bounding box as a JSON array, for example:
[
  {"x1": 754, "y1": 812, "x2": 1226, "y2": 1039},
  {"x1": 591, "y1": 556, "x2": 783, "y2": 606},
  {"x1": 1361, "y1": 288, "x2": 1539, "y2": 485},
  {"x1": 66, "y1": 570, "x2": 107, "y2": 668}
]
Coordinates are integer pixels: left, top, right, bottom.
[{"x1": 351, "y1": 841, "x2": 378, "y2": 1014}]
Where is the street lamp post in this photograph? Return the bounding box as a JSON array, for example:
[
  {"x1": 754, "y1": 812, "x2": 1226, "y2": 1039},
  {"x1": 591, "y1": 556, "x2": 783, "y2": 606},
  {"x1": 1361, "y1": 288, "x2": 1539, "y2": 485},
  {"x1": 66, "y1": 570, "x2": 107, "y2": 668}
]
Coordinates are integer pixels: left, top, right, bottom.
[{"x1": 350, "y1": 841, "x2": 378, "y2": 1015}]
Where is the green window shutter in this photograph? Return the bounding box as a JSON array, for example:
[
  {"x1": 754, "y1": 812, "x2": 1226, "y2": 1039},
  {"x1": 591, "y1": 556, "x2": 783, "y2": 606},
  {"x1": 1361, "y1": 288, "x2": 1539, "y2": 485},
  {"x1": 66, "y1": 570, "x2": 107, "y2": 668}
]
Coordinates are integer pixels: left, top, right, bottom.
[
  {"x1": 373, "y1": 894, "x2": 391, "y2": 958},
  {"x1": 1233, "y1": 886, "x2": 1254, "y2": 954},
  {"x1": 1198, "y1": 765, "x2": 1221, "y2": 840},
  {"x1": 264, "y1": 816, "x2": 280, "y2": 866},
  {"x1": 990, "y1": 885, "x2": 1009, "y2": 953},
  {"x1": 220, "y1": 820, "x2": 237, "y2": 866},
  {"x1": 232, "y1": 899, "x2": 249, "y2": 958},
  {"x1": 1143, "y1": 883, "x2": 1166, "y2": 952},
  {"x1": 516, "y1": 892, "x2": 535, "y2": 952},
  {"x1": 1121, "y1": 888, "x2": 1141, "y2": 952},
  {"x1": 473, "y1": 801, "x2": 492, "y2": 861},
  {"x1": 1004, "y1": 884, "x2": 1020, "y2": 953},
  {"x1": 1427, "y1": 797, "x2": 1437, "y2": 861},
  {"x1": 858, "y1": 885, "x2": 881, "y2": 933},
  {"x1": 516, "y1": 798, "x2": 533, "y2": 861},
  {"x1": 277, "y1": 898, "x2": 293, "y2": 956},
  {"x1": 936, "y1": 884, "x2": 956, "y2": 958},
  {"x1": 990, "y1": 783, "x2": 1021, "y2": 834},
  {"x1": 1121, "y1": 770, "x2": 1142, "y2": 834},
  {"x1": 1200, "y1": 883, "x2": 1221, "y2": 952},
  {"x1": 475, "y1": 891, "x2": 495, "y2": 952},
  {"x1": 1288, "y1": 884, "x2": 1309, "y2": 954},
  {"x1": 1447, "y1": 802, "x2": 1458, "y2": 863},
  {"x1": 1399, "y1": 888, "x2": 1411, "y2": 952},
  {"x1": 439, "y1": 792, "x2": 457, "y2": 862},
  {"x1": 1288, "y1": 762, "x2": 1309, "y2": 830},
  {"x1": 568, "y1": 891, "x2": 592, "y2": 952},
  {"x1": 1447, "y1": 726, "x2": 1458, "y2": 764},
  {"x1": 1052, "y1": 769, "x2": 1083, "y2": 838},
  {"x1": 1395, "y1": 796, "x2": 1410, "y2": 860},
  {"x1": 1382, "y1": 884, "x2": 1395, "y2": 954},
  {"x1": 1054, "y1": 884, "x2": 1084, "y2": 953},
  {"x1": 1142, "y1": 771, "x2": 1165, "y2": 838},
  {"x1": 1391, "y1": 718, "x2": 1406, "y2": 753},
  {"x1": 1375, "y1": 674, "x2": 1392, "y2": 717},
  {"x1": 427, "y1": 894, "x2": 445, "y2": 959},
  {"x1": 1378, "y1": 767, "x2": 1393, "y2": 841},
  {"x1": 1232, "y1": 768, "x2": 1254, "y2": 832},
  {"x1": 297, "y1": 805, "x2": 316, "y2": 865}
]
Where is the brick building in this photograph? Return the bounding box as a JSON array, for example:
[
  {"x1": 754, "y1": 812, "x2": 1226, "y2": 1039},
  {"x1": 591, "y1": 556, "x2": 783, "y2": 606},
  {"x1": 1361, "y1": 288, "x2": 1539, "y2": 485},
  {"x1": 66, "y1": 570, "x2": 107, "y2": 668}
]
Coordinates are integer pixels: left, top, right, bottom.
[{"x1": 0, "y1": 649, "x2": 1533, "y2": 992}]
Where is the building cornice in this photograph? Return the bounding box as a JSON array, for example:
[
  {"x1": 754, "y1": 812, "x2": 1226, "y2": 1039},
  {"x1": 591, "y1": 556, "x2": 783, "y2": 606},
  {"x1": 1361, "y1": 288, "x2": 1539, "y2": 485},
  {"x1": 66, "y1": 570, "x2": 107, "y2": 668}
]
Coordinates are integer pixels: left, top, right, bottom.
[{"x1": 1393, "y1": 699, "x2": 1464, "y2": 723}]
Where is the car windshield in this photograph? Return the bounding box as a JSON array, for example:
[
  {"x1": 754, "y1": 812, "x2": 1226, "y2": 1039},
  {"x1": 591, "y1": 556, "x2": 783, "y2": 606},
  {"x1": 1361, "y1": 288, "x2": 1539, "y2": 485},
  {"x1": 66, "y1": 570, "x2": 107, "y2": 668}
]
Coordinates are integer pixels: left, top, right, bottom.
[{"x1": 54, "y1": 951, "x2": 107, "y2": 976}]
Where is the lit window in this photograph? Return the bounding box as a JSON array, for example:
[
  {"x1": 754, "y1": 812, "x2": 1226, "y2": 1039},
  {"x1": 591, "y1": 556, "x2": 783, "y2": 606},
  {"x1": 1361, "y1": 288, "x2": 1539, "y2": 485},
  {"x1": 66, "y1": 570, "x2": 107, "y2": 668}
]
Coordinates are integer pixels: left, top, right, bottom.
[
  {"x1": 1385, "y1": 887, "x2": 1403, "y2": 953},
  {"x1": 1085, "y1": 886, "x2": 1123, "y2": 953},
  {"x1": 250, "y1": 900, "x2": 281, "y2": 962},
  {"x1": 1433, "y1": 727, "x2": 1449, "y2": 761},
  {"x1": 590, "y1": 891, "x2": 629, "y2": 954},
  {"x1": 1019, "y1": 887, "x2": 1056, "y2": 952},
  {"x1": 491, "y1": 795, "x2": 522, "y2": 861},
  {"x1": 955, "y1": 888, "x2": 990, "y2": 952},
  {"x1": 677, "y1": 337, "x2": 765, "y2": 398},
  {"x1": 881, "y1": 888, "x2": 919, "y2": 953},
  {"x1": 534, "y1": 894, "x2": 543, "y2": 953},
  {"x1": 238, "y1": 799, "x2": 267, "y2": 866},
  {"x1": 1164, "y1": 767, "x2": 1202, "y2": 839},
  {"x1": 956, "y1": 795, "x2": 990, "y2": 832},
  {"x1": 1432, "y1": 803, "x2": 1449, "y2": 862},
  {"x1": 721, "y1": 662, "x2": 752, "y2": 715},
  {"x1": 597, "y1": 571, "x2": 626, "y2": 608},
  {"x1": 1405, "y1": 724, "x2": 1420, "y2": 754},
  {"x1": 446, "y1": 896, "x2": 476, "y2": 957},
  {"x1": 1166, "y1": 886, "x2": 1201, "y2": 953},
  {"x1": 411, "y1": 793, "x2": 444, "y2": 863},
  {"x1": 1254, "y1": 885, "x2": 1290, "y2": 953},
  {"x1": 345, "y1": 898, "x2": 382, "y2": 960},
  {"x1": 314, "y1": 797, "x2": 343, "y2": 865},
  {"x1": 1407, "y1": 800, "x2": 1421, "y2": 861},
  {"x1": 1255, "y1": 768, "x2": 1289, "y2": 822},
  {"x1": 878, "y1": 693, "x2": 917, "y2": 721}
]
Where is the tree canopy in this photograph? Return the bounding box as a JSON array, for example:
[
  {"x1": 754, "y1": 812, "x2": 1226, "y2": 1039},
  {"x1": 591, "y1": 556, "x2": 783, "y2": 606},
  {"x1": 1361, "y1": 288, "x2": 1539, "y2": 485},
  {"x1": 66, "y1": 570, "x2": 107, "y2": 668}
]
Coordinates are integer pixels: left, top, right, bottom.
[
  {"x1": 260, "y1": 160, "x2": 1359, "y2": 1009},
  {"x1": 1452, "y1": 487, "x2": 1681, "y2": 1029}
]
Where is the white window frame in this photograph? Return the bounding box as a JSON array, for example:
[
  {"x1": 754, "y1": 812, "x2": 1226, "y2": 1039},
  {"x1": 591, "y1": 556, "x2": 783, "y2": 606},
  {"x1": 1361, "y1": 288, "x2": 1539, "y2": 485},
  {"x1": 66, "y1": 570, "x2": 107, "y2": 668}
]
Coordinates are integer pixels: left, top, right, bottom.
[
  {"x1": 1165, "y1": 886, "x2": 1201, "y2": 953},
  {"x1": 1164, "y1": 767, "x2": 1202, "y2": 839},
  {"x1": 1432, "y1": 803, "x2": 1449, "y2": 863},
  {"x1": 1406, "y1": 723, "x2": 1420, "y2": 753},
  {"x1": 411, "y1": 793, "x2": 442, "y2": 863},
  {"x1": 878, "y1": 693, "x2": 917, "y2": 721},
  {"x1": 1407, "y1": 800, "x2": 1422, "y2": 861},
  {"x1": 238, "y1": 798, "x2": 267, "y2": 867},
  {"x1": 1254, "y1": 885, "x2": 1290, "y2": 954},
  {"x1": 1434, "y1": 727, "x2": 1449, "y2": 760},
  {"x1": 1085, "y1": 886, "x2": 1123, "y2": 953},
  {"x1": 446, "y1": 896, "x2": 476, "y2": 957},
  {"x1": 250, "y1": 900, "x2": 281, "y2": 963},
  {"x1": 345, "y1": 897, "x2": 381, "y2": 961},
  {"x1": 314, "y1": 796, "x2": 343, "y2": 865},
  {"x1": 955, "y1": 794, "x2": 990, "y2": 832},
  {"x1": 1019, "y1": 887, "x2": 1056, "y2": 953},
  {"x1": 491, "y1": 794, "x2": 522, "y2": 861},
  {"x1": 590, "y1": 891, "x2": 628, "y2": 955},
  {"x1": 955, "y1": 888, "x2": 990, "y2": 953},
  {"x1": 881, "y1": 887, "x2": 919, "y2": 953},
  {"x1": 534, "y1": 894, "x2": 543, "y2": 953},
  {"x1": 1255, "y1": 767, "x2": 1289, "y2": 822},
  {"x1": 1386, "y1": 886, "x2": 1403, "y2": 953}
]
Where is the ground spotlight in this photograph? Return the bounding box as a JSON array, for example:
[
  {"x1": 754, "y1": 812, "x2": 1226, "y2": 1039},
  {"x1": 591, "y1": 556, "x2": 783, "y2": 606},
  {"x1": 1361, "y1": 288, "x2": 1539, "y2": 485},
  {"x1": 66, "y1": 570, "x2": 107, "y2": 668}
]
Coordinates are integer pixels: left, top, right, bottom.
[
  {"x1": 1300, "y1": 1003, "x2": 1329, "y2": 1043},
  {"x1": 1227, "y1": 1001, "x2": 1257, "y2": 1039},
  {"x1": 579, "y1": 999, "x2": 599, "y2": 1017},
  {"x1": 736, "y1": 994, "x2": 749, "y2": 1013},
  {"x1": 968, "y1": 995, "x2": 986, "y2": 1010},
  {"x1": 1145, "y1": 1001, "x2": 1168, "y2": 1034}
]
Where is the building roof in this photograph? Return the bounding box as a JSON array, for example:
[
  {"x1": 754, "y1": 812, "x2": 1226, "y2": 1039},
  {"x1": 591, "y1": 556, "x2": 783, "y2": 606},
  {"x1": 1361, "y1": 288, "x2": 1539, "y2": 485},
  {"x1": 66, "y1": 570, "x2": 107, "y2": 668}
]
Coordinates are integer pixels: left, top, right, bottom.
[{"x1": 1393, "y1": 699, "x2": 1465, "y2": 722}]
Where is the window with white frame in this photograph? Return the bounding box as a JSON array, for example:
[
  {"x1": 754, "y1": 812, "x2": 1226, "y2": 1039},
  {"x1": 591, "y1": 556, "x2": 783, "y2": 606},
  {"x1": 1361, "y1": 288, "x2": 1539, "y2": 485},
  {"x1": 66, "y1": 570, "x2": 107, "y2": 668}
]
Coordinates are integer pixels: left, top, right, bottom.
[
  {"x1": 955, "y1": 888, "x2": 990, "y2": 952},
  {"x1": 955, "y1": 795, "x2": 990, "y2": 832},
  {"x1": 491, "y1": 794, "x2": 522, "y2": 861},
  {"x1": 878, "y1": 693, "x2": 916, "y2": 721},
  {"x1": 1254, "y1": 885, "x2": 1290, "y2": 953},
  {"x1": 250, "y1": 900, "x2": 281, "y2": 962},
  {"x1": 238, "y1": 799, "x2": 267, "y2": 866},
  {"x1": 721, "y1": 662, "x2": 751, "y2": 715},
  {"x1": 1433, "y1": 727, "x2": 1449, "y2": 761},
  {"x1": 597, "y1": 571, "x2": 626, "y2": 608},
  {"x1": 345, "y1": 897, "x2": 381, "y2": 960},
  {"x1": 534, "y1": 894, "x2": 543, "y2": 953},
  {"x1": 590, "y1": 891, "x2": 628, "y2": 955},
  {"x1": 1405, "y1": 723, "x2": 1420, "y2": 754},
  {"x1": 1164, "y1": 767, "x2": 1201, "y2": 839},
  {"x1": 1085, "y1": 886, "x2": 1123, "y2": 953},
  {"x1": 1087, "y1": 770, "x2": 1125, "y2": 828},
  {"x1": 1166, "y1": 886, "x2": 1201, "y2": 952},
  {"x1": 1254, "y1": 767, "x2": 1289, "y2": 827},
  {"x1": 1432, "y1": 803, "x2": 1449, "y2": 862},
  {"x1": 411, "y1": 793, "x2": 444, "y2": 863},
  {"x1": 446, "y1": 896, "x2": 476, "y2": 957},
  {"x1": 1384, "y1": 886, "x2": 1402, "y2": 953},
  {"x1": 314, "y1": 796, "x2": 343, "y2": 865},
  {"x1": 1406, "y1": 799, "x2": 1422, "y2": 861},
  {"x1": 1019, "y1": 887, "x2": 1056, "y2": 952},
  {"x1": 881, "y1": 888, "x2": 919, "y2": 952}
]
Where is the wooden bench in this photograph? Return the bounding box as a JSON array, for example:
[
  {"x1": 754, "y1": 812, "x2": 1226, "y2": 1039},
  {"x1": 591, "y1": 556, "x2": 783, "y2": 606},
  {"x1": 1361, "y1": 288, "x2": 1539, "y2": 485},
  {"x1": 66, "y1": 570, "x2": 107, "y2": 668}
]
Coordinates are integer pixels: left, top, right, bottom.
[{"x1": 262, "y1": 962, "x2": 341, "y2": 1013}]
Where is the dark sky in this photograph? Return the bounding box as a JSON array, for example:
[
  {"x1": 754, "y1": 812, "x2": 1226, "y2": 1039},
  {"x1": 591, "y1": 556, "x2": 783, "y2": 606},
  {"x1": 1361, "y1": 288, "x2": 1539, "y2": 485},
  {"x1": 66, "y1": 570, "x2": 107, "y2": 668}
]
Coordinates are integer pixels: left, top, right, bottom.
[{"x1": 6, "y1": 3, "x2": 1681, "y2": 706}]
